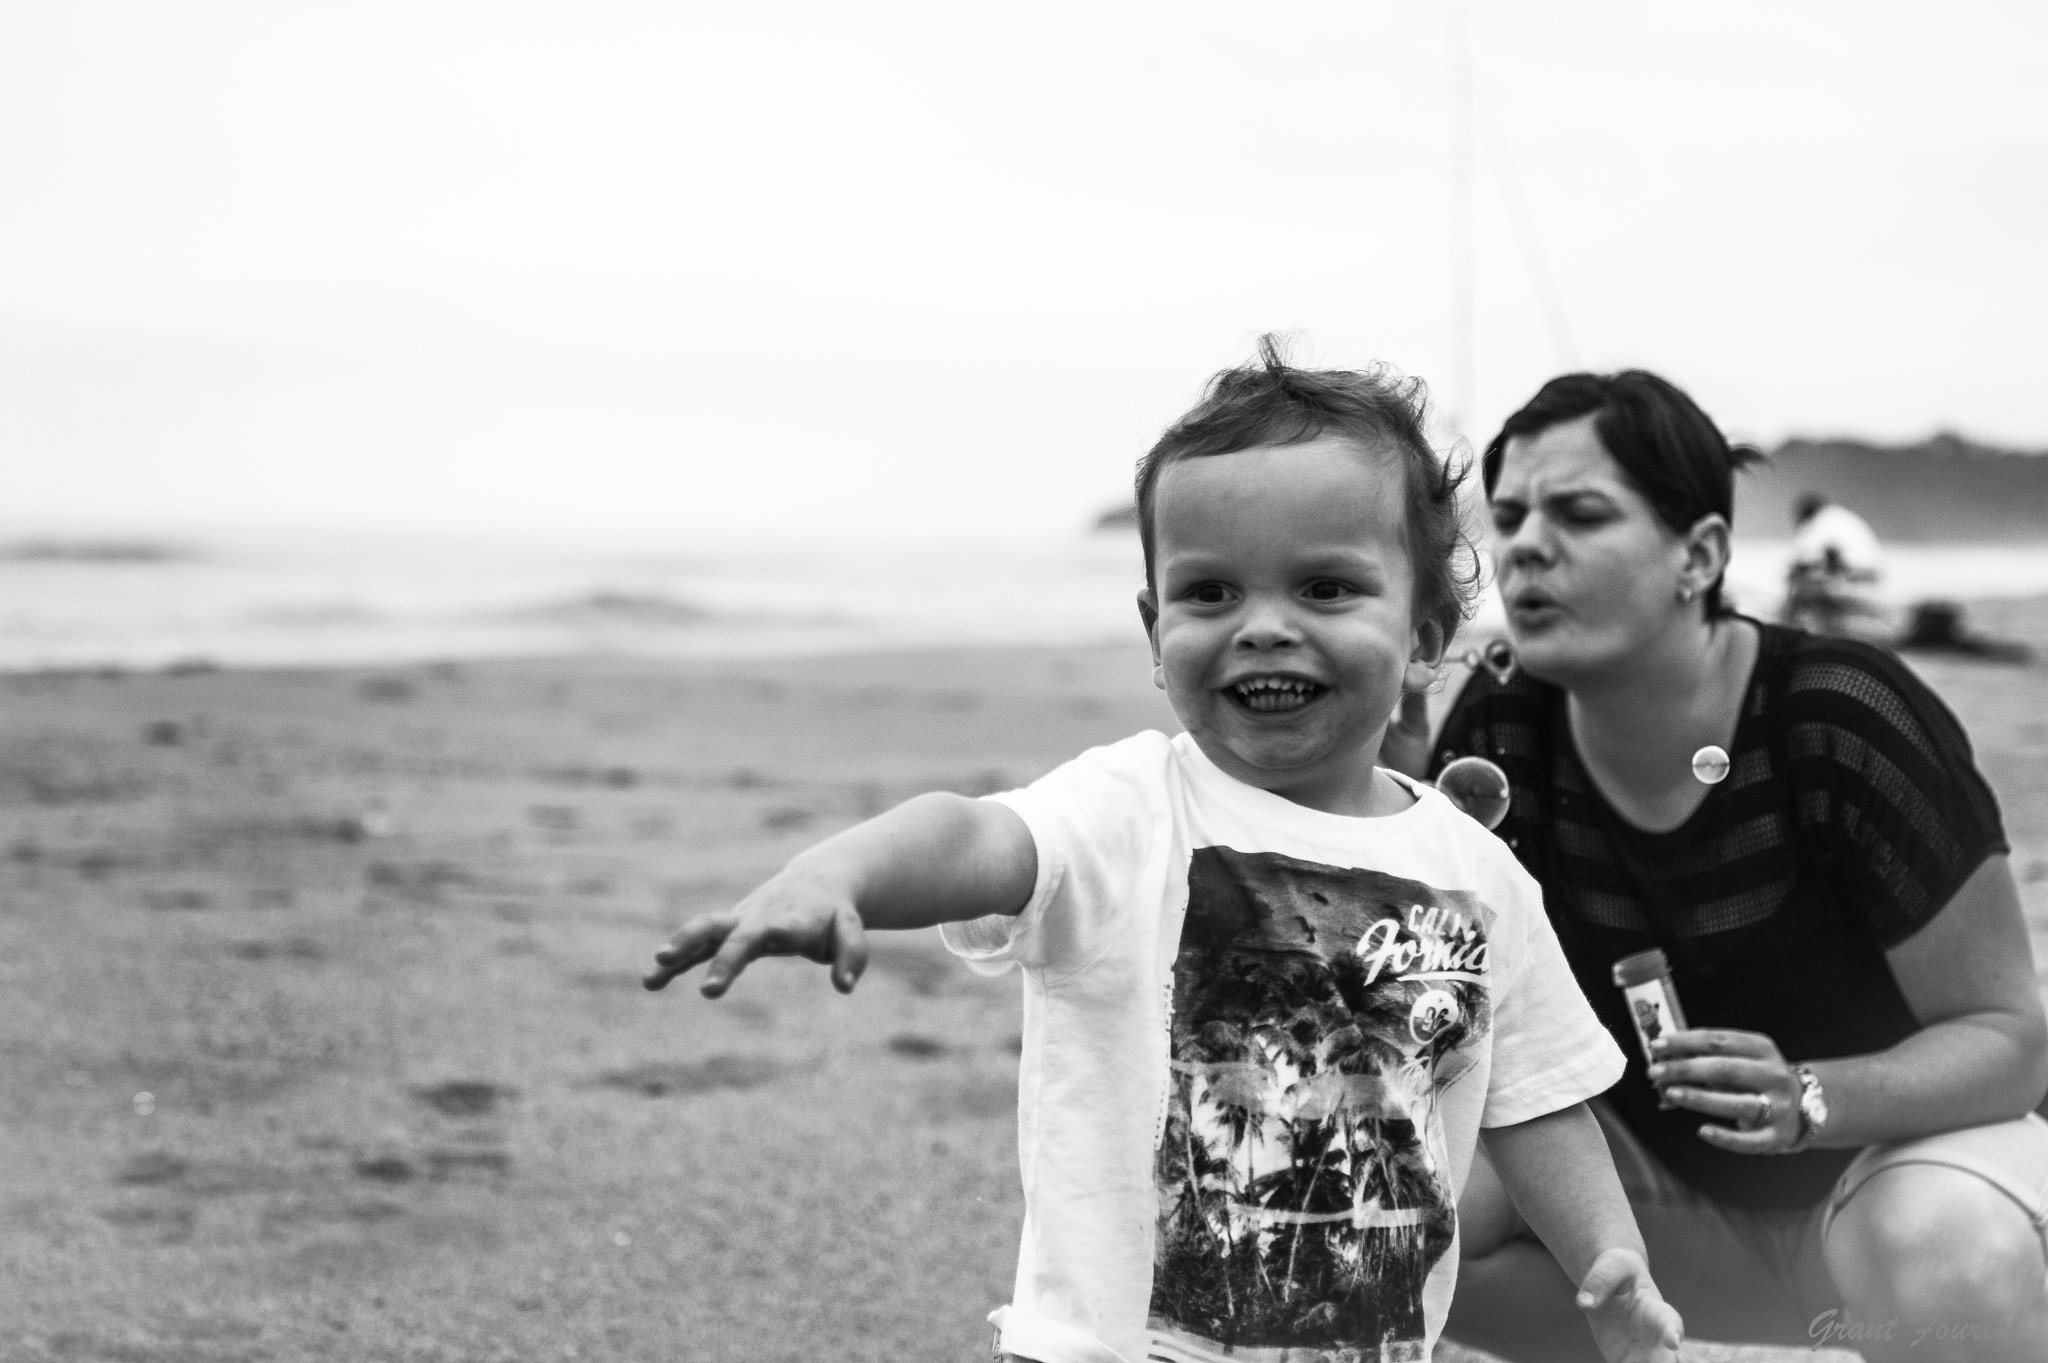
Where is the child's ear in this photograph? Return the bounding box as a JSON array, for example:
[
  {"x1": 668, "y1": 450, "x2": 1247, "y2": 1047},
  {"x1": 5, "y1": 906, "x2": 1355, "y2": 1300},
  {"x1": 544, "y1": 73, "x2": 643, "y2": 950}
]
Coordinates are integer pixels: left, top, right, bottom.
[
  {"x1": 1136, "y1": 589, "x2": 1165, "y2": 690},
  {"x1": 1404, "y1": 619, "x2": 1447, "y2": 692}
]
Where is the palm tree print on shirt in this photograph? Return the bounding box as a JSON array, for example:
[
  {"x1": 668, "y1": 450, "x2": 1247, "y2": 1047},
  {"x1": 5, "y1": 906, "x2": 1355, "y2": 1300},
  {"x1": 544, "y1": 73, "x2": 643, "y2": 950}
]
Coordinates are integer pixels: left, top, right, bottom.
[{"x1": 1147, "y1": 847, "x2": 1494, "y2": 1363}]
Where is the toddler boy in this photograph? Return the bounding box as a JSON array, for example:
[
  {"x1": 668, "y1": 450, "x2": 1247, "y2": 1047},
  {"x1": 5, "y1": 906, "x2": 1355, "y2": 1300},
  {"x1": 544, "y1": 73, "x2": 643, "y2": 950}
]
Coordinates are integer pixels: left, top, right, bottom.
[{"x1": 646, "y1": 340, "x2": 1681, "y2": 1363}]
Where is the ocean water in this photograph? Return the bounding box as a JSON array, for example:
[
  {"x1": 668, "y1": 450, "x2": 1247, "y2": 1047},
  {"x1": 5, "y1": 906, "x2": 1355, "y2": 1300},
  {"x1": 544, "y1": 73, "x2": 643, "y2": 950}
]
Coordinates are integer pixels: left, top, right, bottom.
[
  {"x1": 3, "y1": 526, "x2": 2045, "y2": 672},
  {"x1": 0, "y1": 528, "x2": 1150, "y2": 671}
]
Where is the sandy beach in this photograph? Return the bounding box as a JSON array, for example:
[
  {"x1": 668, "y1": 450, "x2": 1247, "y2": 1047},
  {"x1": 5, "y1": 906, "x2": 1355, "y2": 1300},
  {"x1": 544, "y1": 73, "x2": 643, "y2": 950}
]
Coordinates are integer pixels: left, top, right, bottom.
[{"x1": 4, "y1": 602, "x2": 2045, "y2": 1362}]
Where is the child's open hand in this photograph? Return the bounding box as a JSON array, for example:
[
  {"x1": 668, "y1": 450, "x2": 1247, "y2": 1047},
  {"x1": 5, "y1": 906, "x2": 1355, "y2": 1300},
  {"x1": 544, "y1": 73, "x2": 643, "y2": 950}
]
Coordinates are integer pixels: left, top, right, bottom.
[
  {"x1": 642, "y1": 872, "x2": 868, "y2": 997},
  {"x1": 1576, "y1": 1247, "x2": 1682, "y2": 1363}
]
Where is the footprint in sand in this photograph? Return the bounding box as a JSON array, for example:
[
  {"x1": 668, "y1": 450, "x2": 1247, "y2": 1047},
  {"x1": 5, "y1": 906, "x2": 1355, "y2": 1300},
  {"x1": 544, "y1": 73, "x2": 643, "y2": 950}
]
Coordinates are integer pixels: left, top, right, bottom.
[
  {"x1": 353, "y1": 1155, "x2": 417, "y2": 1183},
  {"x1": 412, "y1": 1080, "x2": 515, "y2": 1118},
  {"x1": 527, "y1": 804, "x2": 580, "y2": 833},
  {"x1": 424, "y1": 1149, "x2": 512, "y2": 1180},
  {"x1": 356, "y1": 1148, "x2": 515, "y2": 1183},
  {"x1": 590, "y1": 1055, "x2": 781, "y2": 1098},
  {"x1": 117, "y1": 1151, "x2": 190, "y2": 1186},
  {"x1": 226, "y1": 938, "x2": 323, "y2": 962},
  {"x1": 760, "y1": 806, "x2": 815, "y2": 832},
  {"x1": 142, "y1": 887, "x2": 212, "y2": 910},
  {"x1": 98, "y1": 1203, "x2": 196, "y2": 1243}
]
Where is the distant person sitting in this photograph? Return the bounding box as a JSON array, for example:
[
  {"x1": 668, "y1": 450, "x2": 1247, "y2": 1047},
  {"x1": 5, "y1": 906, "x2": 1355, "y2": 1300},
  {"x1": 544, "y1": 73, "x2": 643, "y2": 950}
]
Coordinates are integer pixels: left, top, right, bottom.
[{"x1": 1783, "y1": 492, "x2": 1882, "y2": 635}]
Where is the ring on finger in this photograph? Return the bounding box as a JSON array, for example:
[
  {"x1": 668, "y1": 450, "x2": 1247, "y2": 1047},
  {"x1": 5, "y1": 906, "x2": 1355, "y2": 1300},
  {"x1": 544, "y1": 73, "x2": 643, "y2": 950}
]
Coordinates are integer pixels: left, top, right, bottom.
[{"x1": 1741, "y1": 1093, "x2": 1774, "y2": 1130}]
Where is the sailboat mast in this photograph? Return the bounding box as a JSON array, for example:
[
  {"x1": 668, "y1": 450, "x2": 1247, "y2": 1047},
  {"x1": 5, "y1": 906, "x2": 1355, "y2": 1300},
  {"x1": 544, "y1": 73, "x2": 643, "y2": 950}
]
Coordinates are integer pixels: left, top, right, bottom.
[{"x1": 1446, "y1": 0, "x2": 1474, "y2": 438}]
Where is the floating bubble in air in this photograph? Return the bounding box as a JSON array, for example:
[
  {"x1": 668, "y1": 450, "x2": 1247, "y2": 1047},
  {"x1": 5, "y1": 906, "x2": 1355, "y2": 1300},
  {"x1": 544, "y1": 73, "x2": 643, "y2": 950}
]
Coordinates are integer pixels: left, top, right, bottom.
[{"x1": 1436, "y1": 756, "x2": 1511, "y2": 830}]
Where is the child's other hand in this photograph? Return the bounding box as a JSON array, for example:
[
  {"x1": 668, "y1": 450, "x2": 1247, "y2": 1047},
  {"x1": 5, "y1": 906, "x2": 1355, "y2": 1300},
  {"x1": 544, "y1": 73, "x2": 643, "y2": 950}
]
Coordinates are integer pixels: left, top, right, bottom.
[
  {"x1": 642, "y1": 872, "x2": 868, "y2": 997},
  {"x1": 1576, "y1": 1247, "x2": 1682, "y2": 1363}
]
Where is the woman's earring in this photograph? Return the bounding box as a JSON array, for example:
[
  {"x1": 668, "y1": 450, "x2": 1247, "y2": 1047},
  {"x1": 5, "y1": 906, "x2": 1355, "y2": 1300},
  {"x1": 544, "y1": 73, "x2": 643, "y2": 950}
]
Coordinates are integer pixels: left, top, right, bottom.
[{"x1": 1677, "y1": 583, "x2": 1697, "y2": 604}]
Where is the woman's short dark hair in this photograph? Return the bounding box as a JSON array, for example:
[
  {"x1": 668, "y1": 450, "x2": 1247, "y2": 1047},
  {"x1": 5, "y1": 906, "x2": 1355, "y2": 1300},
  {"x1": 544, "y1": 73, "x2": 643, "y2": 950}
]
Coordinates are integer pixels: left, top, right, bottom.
[
  {"x1": 1480, "y1": 370, "x2": 1764, "y2": 616},
  {"x1": 1135, "y1": 335, "x2": 1478, "y2": 646}
]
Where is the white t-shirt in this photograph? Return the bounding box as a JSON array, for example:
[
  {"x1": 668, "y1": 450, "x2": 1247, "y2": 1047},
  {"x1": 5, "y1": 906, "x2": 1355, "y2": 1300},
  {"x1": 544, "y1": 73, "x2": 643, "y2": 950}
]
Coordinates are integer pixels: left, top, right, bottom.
[{"x1": 941, "y1": 730, "x2": 1625, "y2": 1363}]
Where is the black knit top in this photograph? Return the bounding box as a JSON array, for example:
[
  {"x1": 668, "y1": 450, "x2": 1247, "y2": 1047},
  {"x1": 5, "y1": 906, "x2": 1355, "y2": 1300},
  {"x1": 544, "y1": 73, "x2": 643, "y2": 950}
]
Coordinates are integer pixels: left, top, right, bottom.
[{"x1": 1432, "y1": 620, "x2": 2009, "y2": 1210}]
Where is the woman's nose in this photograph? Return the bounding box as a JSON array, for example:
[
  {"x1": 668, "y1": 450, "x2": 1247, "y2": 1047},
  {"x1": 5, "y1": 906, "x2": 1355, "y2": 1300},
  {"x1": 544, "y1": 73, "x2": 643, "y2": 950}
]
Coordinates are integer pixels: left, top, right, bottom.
[{"x1": 1498, "y1": 513, "x2": 1554, "y2": 569}]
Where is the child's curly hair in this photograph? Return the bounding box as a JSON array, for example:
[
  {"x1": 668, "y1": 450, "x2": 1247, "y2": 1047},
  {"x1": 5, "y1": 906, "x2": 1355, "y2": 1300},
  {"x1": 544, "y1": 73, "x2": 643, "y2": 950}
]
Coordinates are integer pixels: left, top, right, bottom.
[{"x1": 1134, "y1": 334, "x2": 1480, "y2": 648}]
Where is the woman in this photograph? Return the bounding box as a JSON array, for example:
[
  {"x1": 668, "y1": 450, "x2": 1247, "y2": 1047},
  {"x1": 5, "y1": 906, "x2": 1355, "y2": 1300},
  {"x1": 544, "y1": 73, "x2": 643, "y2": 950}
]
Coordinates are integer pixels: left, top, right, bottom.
[{"x1": 1412, "y1": 372, "x2": 2048, "y2": 1363}]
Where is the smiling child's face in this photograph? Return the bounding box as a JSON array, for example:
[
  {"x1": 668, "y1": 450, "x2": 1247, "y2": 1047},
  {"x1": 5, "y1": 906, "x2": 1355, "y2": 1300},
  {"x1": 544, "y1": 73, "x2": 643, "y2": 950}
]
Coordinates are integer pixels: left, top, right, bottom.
[{"x1": 1141, "y1": 436, "x2": 1441, "y2": 817}]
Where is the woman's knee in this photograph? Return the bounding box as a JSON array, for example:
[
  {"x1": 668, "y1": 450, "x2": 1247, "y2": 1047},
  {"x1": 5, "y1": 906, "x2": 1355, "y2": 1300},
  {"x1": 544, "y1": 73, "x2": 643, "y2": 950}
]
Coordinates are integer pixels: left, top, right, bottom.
[{"x1": 1826, "y1": 1163, "x2": 2048, "y2": 1325}]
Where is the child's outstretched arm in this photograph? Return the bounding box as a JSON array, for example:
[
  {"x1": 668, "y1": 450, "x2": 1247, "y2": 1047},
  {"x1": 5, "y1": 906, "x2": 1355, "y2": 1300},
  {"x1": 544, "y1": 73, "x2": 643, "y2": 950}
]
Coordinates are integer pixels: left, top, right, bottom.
[
  {"x1": 1481, "y1": 1101, "x2": 1684, "y2": 1363},
  {"x1": 641, "y1": 792, "x2": 1035, "y2": 997}
]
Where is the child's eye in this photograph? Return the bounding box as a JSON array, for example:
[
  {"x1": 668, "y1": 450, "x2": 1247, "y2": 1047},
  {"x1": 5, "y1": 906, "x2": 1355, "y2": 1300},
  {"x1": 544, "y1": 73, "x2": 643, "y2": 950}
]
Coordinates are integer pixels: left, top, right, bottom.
[
  {"x1": 1304, "y1": 580, "x2": 1356, "y2": 602},
  {"x1": 1491, "y1": 507, "x2": 1524, "y2": 535},
  {"x1": 1186, "y1": 582, "x2": 1233, "y2": 606}
]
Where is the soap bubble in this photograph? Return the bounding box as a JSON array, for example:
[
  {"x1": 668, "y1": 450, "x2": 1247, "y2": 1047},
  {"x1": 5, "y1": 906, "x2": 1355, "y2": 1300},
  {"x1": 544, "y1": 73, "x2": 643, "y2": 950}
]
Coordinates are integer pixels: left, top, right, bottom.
[{"x1": 1436, "y1": 756, "x2": 1511, "y2": 830}]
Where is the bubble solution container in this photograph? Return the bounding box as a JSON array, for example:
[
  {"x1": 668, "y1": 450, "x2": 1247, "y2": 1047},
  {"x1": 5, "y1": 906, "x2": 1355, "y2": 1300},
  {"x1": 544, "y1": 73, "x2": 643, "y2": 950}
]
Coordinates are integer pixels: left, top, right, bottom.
[{"x1": 1612, "y1": 947, "x2": 1687, "y2": 1063}]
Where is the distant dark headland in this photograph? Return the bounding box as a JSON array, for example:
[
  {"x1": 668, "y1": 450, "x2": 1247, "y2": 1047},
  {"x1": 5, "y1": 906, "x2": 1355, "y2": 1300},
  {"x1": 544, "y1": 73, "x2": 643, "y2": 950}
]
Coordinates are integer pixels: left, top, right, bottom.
[
  {"x1": 1093, "y1": 433, "x2": 2048, "y2": 544},
  {"x1": 0, "y1": 539, "x2": 195, "y2": 564},
  {"x1": 1735, "y1": 434, "x2": 2048, "y2": 543}
]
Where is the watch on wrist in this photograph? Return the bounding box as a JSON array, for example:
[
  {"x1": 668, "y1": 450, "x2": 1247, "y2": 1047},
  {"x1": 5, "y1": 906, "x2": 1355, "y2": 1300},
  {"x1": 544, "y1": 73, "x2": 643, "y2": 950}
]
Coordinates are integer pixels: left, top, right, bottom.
[{"x1": 1789, "y1": 1064, "x2": 1828, "y2": 1152}]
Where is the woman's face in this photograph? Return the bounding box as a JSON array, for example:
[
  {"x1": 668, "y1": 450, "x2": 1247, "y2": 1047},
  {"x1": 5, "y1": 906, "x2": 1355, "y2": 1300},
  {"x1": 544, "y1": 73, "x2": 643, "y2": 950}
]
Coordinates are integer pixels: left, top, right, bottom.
[{"x1": 1488, "y1": 412, "x2": 1691, "y2": 683}]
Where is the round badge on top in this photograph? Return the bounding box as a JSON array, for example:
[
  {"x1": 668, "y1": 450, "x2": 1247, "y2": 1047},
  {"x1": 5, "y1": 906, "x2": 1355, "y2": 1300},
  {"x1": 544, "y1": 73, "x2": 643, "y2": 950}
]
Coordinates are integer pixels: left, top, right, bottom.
[{"x1": 1691, "y1": 745, "x2": 1731, "y2": 785}]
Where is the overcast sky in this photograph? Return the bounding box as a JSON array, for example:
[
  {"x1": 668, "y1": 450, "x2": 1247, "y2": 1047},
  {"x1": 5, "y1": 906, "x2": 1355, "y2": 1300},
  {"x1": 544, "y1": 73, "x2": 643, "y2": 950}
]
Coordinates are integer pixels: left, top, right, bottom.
[{"x1": 3, "y1": 1, "x2": 2043, "y2": 538}]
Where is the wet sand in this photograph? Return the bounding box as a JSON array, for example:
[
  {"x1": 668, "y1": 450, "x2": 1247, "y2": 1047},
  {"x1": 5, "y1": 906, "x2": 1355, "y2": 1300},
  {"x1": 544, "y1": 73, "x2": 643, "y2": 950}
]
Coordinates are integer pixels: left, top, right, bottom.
[{"x1": 2, "y1": 602, "x2": 2044, "y2": 1362}]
